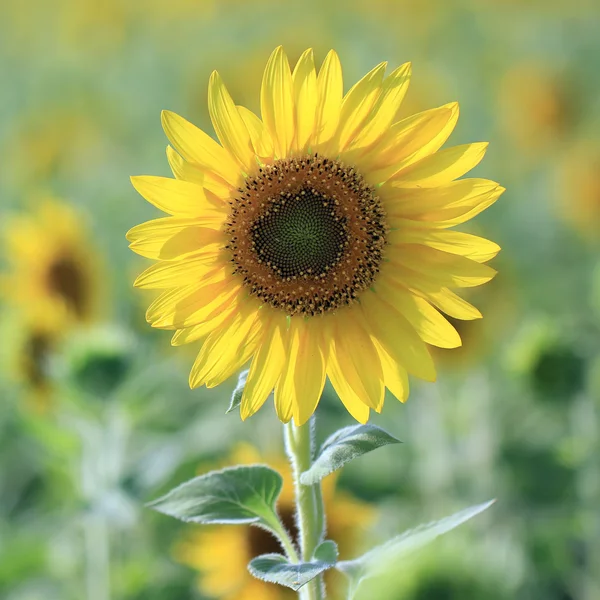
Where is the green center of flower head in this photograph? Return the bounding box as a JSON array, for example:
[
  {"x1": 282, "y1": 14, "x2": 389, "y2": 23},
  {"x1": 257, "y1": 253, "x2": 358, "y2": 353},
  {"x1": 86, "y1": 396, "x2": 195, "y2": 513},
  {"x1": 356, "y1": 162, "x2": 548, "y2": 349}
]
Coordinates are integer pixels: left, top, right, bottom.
[{"x1": 251, "y1": 187, "x2": 349, "y2": 278}]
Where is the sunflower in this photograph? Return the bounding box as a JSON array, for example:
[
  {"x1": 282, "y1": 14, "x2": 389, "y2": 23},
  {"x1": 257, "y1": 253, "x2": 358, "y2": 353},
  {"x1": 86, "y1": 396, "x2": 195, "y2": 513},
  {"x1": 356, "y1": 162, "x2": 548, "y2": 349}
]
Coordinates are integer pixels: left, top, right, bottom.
[
  {"x1": 174, "y1": 444, "x2": 374, "y2": 600},
  {"x1": 2, "y1": 198, "x2": 102, "y2": 330},
  {"x1": 556, "y1": 143, "x2": 600, "y2": 242},
  {"x1": 498, "y1": 62, "x2": 573, "y2": 157},
  {"x1": 129, "y1": 46, "x2": 503, "y2": 424},
  {"x1": 2, "y1": 313, "x2": 58, "y2": 411}
]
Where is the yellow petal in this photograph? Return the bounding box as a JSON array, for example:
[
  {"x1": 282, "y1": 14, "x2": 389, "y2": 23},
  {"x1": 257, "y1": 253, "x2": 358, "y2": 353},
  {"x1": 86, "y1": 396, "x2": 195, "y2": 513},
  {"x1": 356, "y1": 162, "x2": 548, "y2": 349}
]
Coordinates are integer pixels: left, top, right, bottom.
[
  {"x1": 276, "y1": 318, "x2": 327, "y2": 426},
  {"x1": 388, "y1": 228, "x2": 501, "y2": 263},
  {"x1": 388, "y1": 142, "x2": 489, "y2": 188},
  {"x1": 134, "y1": 260, "x2": 227, "y2": 290},
  {"x1": 403, "y1": 101, "x2": 460, "y2": 164},
  {"x1": 292, "y1": 317, "x2": 327, "y2": 426},
  {"x1": 241, "y1": 315, "x2": 287, "y2": 420},
  {"x1": 399, "y1": 276, "x2": 482, "y2": 320},
  {"x1": 387, "y1": 242, "x2": 497, "y2": 288},
  {"x1": 313, "y1": 50, "x2": 343, "y2": 148},
  {"x1": 189, "y1": 304, "x2": 260, "y2": 388},
  {"x1": 145, "y1": 284, "x2": 196, "y2": 325},
  {"x1": 360, "y1": 291, "x2": 436, "y2": 381},
  {"x1": 130, "y1": 176, "x2": 225, "y2": 218},
  {"x1": 383, "y1": 178, "x2": 500, "y2": 217},
  {"x1": 292, "y1": 48, "x2": 318, "y2": 154},
  {"x1": 360, "y1": 103, "x2": 457, "y2": 183},
  {"x1": 273, "y1": 324, "x2": 294, "y2": 424},
  {"x1": 237, "y1": 106, "x2": 274, "y2": 159},
  {"x1": 387, "y1": 186, "x2": 505, "y2": 229},
  {"x1": 128, "y1": 222, "x2": 224, "y2": 260},
  {"x1": 330, "y1": 310, "x2": 384, "y2": 411},
  {"x1": 332, "y1": 62, "x2": 387, "y2": 153},
  {"x1": 345, "y1": 62, "x2": 411, "y2": 152},
  {"x1": 161, "y1": 110, "x2": 243, "y2": 188},
  {"x1": 261, "y1": 46, "x2": 295, "y2": 158},
  {"x1": 373, "y1": 338, "x2": 409, "y2": 403},
  {"x1": 327, "y1": 352, "x2": 370, "y2": 423},
  {"x1": 166, "y1": 146, "x2": 232, "y2": 199},
  {"x1": 127, "y1": 217, "x2": 227, "y2": 259},
  {"x1": 149, "y1": 279, "x2": 241, "y2": 329},
  {"x1": 376, "y1": 279, "x2": 461, "y2": 348},
  {"x1": 171, "y1": 295, "x2": 240, "y2": 346},
  {"x1": 208, "y1": 71, "x2": 255, "y2": 172}
]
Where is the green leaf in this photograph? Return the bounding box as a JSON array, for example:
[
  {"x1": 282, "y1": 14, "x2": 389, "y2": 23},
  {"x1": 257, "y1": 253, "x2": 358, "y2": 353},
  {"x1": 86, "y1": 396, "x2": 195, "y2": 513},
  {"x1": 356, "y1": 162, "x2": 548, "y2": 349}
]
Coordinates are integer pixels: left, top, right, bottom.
[
  {"x1": 148, "y1": 465, "x2": 283, "y2": 528},
  {"x1": 300, "y1": 424, "x2": 401, "y2": 485},
  {"x1": 227, "y1": 369, "x2": 248, "y2": 413},
  {"x1": 313, "y1": 540, "x2": 339, "y2": 563},
  {"x1": 337, "y1": 500, "x2": 495, "y2": 599},
  {"x1": 248, "y1": 552, "x2": 336, "y2": 591}
]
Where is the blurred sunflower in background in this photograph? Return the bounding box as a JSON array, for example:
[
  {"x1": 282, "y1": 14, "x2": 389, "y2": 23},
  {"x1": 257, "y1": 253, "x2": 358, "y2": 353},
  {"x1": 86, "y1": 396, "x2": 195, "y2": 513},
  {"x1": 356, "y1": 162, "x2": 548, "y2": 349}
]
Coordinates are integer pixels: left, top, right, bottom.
[
  {"x1": 174, "y1": 443, "x2": 374, "y2": 600},
  {"x1": 556, "y1": 143, "x2": 600, "y2": 243},
  {"x1": 498, "y1": 62, "x2": 575, "y2": 157},
  {"x1": 129, "y1": 45, "x2": 503, "y2": 424},
  {"x1": 1, "y1": 198, "x2": 104, "y2": 406},
  {"x1": 2, "y1": 198, "x2": 102, "y2": 328},
  {"x1": 4, "y1": 315, "x2": 58, "y2": 410}
]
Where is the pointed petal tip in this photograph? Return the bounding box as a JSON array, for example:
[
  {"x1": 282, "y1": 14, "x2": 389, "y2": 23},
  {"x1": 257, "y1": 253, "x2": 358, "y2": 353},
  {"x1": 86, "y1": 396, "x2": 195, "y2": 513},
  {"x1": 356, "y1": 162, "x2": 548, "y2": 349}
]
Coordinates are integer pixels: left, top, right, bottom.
[
  {"x1": 270, "y1": 45, "x2": 285, "y2": 59},
  {"x1": 395, "y1": 61, "x2": 412, "y2": 75},
  {"x1": 160, "y1": 109, "x2": 171, "y2": 124},
  {"x1": 125, "y1": 226, "x2": 138, "y2": 243},
  {"x1": 209, "y1": 70, "x2": 221, "y2": 86},
  {"x1": 324, "y1": 48, "x2": 341, "y2": 62}
]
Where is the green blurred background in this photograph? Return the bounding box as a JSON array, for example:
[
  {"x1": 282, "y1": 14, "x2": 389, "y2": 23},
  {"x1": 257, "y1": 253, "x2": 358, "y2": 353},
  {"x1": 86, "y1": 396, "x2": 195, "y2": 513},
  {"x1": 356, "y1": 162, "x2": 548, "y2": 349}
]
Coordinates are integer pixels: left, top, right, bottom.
[{"x1": 1, "y1": 0, "x2": 599, "y2": 598}]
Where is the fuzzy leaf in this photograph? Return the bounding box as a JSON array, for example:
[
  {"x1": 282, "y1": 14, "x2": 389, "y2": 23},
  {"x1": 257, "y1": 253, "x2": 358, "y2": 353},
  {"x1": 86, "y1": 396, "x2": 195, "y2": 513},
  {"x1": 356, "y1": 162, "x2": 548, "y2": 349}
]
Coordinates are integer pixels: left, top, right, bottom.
[
  {"x1": 337, "y1": 500, "x2": 495, "y2": 599},
  {"x1": 148, "y1": 465, "x2": 283, "y2": 527},
  {"x1": 248, "y1": 552, "x2": 336, "y2": 591},
  {"x1": 300, "y1": 424, "x2": 401, "y2": 485},
  {"x1": 227, "y1": 369, "x2": 248, "y2": 413},
  {"x1": 313, "y1": 540, "x2": 339, "y2": 563}
]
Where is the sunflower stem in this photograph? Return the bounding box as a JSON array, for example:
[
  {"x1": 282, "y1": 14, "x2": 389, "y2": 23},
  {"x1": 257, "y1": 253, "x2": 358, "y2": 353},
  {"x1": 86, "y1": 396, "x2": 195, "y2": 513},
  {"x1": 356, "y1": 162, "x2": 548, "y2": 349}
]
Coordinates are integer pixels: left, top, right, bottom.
[{"x1": 284, "y1": 418, "x2": 325, "y2": 600}]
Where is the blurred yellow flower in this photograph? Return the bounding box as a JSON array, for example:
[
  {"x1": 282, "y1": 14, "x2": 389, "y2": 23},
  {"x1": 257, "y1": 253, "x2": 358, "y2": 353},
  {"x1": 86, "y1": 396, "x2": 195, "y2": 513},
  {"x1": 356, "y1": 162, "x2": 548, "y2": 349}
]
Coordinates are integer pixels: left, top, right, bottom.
[
  {"x1": 174, "y1": 444, "x2": 374, "y2": 600},
  {"x1": 498, "y1": 62, "x2": 574, "y2": 156},
  {"x1": 2, "y1": 198, "x2": 103, "y2": 332},
  {"x1": 6, "y1": 112, "x2": 103, "y2": 186},
  {"x1": 556, "y1": 143, "x2": 600, "y2": 242},
  {"x1": 129, "y1": 45, "x2": 503, "y2": 424},
  {"x1": 5, "y1": 317, "x2": 57, "y2": 412}
]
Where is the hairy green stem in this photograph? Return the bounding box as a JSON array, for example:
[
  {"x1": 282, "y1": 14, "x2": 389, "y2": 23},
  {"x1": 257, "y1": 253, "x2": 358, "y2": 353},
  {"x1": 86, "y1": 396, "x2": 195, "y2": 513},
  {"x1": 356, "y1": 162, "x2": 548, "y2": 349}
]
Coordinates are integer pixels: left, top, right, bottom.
[
  {"x1": 270, "y1": 519, "x2": 300, "y2": 563},
  {"x1": 285, "y1": 419, "x2": 326, "y2": 600}
]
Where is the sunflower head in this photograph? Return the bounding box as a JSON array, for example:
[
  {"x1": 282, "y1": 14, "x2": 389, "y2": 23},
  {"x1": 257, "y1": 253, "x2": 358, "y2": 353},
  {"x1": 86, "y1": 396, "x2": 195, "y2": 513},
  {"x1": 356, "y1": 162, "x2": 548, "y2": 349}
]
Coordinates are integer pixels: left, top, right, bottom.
[
  {"x1": 129, "y1": 46, "x2": 503, "y2": 424},
  {"x1": 0, "y1": 308, "x2": 61, "y2": 412},
  {"x1": 3, "y1": 198, "x2": 103, "y2": 331}
]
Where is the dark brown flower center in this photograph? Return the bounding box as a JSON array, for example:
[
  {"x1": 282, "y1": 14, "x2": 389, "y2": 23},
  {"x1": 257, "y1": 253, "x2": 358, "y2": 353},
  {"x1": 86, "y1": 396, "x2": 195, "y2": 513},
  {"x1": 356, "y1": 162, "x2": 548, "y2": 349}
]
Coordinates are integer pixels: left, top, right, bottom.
[
  {"x1": 22, "y1": 332, "x2": 52, "y2": 389},
  {"x1": 226, "y1": 155, "x2": 387, "y2": 316},
  {"x1": 47, "y1": 255, "x2": 88, "y2": 318}
]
